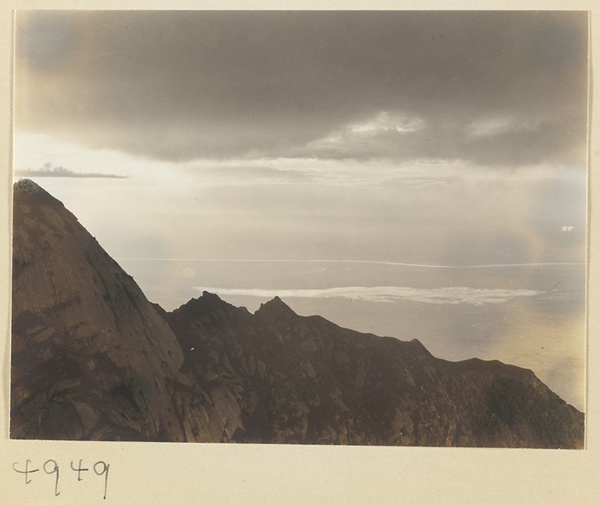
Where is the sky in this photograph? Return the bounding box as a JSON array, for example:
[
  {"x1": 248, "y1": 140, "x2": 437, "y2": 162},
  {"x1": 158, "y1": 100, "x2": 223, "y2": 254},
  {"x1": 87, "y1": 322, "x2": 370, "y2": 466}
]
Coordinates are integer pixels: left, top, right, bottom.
[{"x1": 12, "y1": 11, "x2": 588, "y2": 408}]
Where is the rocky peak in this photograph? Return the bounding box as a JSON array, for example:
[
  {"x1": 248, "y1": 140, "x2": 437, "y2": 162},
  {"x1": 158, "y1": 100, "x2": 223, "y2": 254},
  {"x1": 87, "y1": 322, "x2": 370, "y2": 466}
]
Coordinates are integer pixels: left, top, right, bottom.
[
  {"x1": 178, "y1": 291, "x2": 243, "y2": 317},
  {"x1": 14, "y1": 178, "x2": 43, "y2": 193},
  {"x1": 255, "y1": 296, "x2": 297, "y2": 319},
  {"x1": 13, "y1": 178, "x2": 66, "y2": 215}
]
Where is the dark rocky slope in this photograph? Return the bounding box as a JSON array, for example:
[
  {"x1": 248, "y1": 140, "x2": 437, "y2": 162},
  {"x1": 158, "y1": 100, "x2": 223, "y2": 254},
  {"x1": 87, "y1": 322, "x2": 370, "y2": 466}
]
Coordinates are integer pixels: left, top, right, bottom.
[
  {"x1": 12, "y1": 179, "x2": 232, "y2": 441},
  {"x1": 11, "y1": 179, "x2": 584, "y2": 447},
  {"x1": 168, "y1": 292, "x2": 584, "y2": 448}
]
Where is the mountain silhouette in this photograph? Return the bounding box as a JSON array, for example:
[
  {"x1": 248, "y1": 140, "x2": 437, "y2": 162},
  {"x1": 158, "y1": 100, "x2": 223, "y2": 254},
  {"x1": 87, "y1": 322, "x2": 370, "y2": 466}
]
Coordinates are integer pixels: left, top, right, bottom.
[{"x1": 11, "y1": 179, "x2": 584, "y2": 447}]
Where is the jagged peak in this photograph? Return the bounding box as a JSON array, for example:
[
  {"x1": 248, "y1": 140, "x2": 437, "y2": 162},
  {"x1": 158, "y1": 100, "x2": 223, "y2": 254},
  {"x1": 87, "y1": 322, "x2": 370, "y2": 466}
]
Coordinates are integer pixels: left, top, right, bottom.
[
  {"x1": 174, "y1": 290, "x2": 244, "y2": 318},
  {"x1": 255, "y1": 296, "x2": 297, "y2": 318},
  {"x1": 186, "y1": 290, "x2": 227, "y2": 307},
  {"x1": 201, "y1": 290, "x2": 221, "y2": 301}
]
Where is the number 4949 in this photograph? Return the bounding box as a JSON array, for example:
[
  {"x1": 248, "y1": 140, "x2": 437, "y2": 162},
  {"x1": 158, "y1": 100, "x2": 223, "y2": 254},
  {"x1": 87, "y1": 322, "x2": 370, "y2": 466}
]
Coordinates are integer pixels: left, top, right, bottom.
[{"x1": 13, "y1": 459, "x2": 110, "y2": 499}]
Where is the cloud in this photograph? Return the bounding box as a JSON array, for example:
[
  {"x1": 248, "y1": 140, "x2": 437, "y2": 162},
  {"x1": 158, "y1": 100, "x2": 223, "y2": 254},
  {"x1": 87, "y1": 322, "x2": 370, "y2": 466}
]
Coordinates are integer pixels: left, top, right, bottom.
[
  {"x1": 15, "y1": 162, "x2": 126, "y2": 179},
  {"x1": 193, "y1": 285, "x2": 541, "y2": 306},
  {"x1": 14, "y1": 11, "x2": 588, "y2": 168},
  {"x1": 299, "y1": 110, "x2": 586, "y2": 167}
]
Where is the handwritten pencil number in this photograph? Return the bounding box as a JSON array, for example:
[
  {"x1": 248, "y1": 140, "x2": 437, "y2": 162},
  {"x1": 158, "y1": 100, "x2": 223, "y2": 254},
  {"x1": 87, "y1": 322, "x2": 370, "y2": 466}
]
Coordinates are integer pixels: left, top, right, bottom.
[
  {"x1": 70, "y1": 459, "x2": 90, "y2": 481},
  {"x1": 43, "y1": 459, "x2": 60, "y2": 497},
  {"x1": 13, "y1": 459, "x2": 109, "y2": 499},
  {"x1": 12, "y1": 459, "x2": 39, "y2": 484},
  {"x1": 94, "y1": 461, "x2": 110, "y2": 500}
]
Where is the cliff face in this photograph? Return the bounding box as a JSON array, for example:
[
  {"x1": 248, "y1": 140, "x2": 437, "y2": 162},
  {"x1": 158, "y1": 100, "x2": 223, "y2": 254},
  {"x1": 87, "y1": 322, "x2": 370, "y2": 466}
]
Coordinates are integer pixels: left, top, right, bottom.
[
  {"x1": 11, "y1": 179, "x2": 584, "y2": 447},
  {"x1": 11, "y1": 179, "x2": 227, "y2": 441}
]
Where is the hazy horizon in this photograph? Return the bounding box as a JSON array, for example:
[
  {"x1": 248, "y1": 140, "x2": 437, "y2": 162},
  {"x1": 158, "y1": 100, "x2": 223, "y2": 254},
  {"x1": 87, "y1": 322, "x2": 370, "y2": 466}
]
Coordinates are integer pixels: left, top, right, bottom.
[{"x1": 13, "y1": 11, "x2": 588, "y2": 410}]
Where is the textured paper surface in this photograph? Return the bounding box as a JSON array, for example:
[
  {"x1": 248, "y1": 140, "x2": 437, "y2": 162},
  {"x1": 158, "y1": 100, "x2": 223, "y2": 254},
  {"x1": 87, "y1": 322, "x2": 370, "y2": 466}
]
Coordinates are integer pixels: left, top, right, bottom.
[{"x1": 1, "y1": 1, "x2": 599, "y2": 504}]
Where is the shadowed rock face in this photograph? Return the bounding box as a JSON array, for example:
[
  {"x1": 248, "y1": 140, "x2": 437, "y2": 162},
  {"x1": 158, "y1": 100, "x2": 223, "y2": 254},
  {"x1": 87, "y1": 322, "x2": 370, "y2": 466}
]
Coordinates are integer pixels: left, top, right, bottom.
[
  {"x1": 168, "y1": 293, "x2": 584, "y2": 448},
  {"x1": 11, "y1": 180, "x2": 226, "y2": 442},
  {"x1": 11, "y1": 180, "x2": 584, "y2": 447}
]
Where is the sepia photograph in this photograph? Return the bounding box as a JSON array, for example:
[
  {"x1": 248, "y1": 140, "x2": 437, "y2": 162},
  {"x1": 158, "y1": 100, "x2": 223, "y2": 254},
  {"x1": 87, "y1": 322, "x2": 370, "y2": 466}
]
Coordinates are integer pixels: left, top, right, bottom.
[{"x1": 9, "y1": 10, "x2": 588, "y2": 449}]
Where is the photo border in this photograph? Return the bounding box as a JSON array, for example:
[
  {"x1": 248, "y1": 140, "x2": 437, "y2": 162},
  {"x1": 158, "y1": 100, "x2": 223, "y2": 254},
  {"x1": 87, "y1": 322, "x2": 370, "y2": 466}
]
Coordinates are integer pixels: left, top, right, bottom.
[{"x1": 1, "y1": 2, "x2": 598, "y2": 503}]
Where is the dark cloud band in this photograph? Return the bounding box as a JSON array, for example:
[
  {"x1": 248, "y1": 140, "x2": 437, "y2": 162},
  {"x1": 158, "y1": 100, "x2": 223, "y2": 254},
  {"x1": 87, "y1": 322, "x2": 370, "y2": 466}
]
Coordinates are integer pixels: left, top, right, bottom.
[{"x1": 15, "y1": 10, "x2": 588, "y2": 167}]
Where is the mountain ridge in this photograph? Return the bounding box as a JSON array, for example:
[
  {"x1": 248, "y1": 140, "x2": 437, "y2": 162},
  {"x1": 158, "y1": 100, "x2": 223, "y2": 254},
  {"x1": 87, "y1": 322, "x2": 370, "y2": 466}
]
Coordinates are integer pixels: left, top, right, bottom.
[
  {"x1": 166, "y1": 289, "x2": 583, "y2": 447},
  {"x1": 10, "y1": 179, "x2": 585, "y2": 447}
]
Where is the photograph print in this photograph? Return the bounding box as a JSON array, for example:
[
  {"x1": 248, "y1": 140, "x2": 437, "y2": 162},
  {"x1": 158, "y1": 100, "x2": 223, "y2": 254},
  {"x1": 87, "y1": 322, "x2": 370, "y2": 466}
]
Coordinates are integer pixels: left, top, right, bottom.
[{"x1": 11, "y1": 10, "x2": 588, "y2": 447}]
